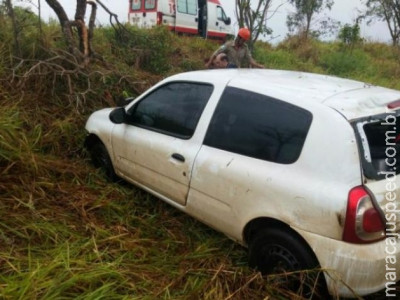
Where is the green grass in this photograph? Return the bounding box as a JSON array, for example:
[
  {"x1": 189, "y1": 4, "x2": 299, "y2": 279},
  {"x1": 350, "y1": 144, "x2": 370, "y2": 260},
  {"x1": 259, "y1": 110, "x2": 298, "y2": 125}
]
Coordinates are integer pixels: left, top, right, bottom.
[
  {"x1": 0, "y1": 20, "x2": 399, "y2": 299},
  {"x1": 0, "y1": 98, "x2": 266, "y2": 298},
  {"x1": 0, "y1": 95, "x2": 329, "y2": 299},
  {"x1": 254, "y1": 37, "x2": 400, "y2": 90}
]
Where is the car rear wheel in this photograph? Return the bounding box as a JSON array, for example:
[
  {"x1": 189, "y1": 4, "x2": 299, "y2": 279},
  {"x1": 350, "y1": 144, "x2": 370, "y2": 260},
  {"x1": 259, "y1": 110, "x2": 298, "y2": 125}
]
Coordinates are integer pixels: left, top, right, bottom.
[
  {"x1": 89, "y1": 142, "x2": 118, "y2": 181},
  {"x1": 248, "y1": 227, "x2": 326, "y2": 298}
]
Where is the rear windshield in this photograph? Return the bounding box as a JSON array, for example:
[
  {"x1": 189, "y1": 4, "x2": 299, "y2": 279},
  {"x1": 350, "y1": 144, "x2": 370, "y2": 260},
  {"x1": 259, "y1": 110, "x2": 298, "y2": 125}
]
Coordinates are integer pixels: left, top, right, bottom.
[{"x1": 354, "y1": 114, "x2": 400, "y2": 180}]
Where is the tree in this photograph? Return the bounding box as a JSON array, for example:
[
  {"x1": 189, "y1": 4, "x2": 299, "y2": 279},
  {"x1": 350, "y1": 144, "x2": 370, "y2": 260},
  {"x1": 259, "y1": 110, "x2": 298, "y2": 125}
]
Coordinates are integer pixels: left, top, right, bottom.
[
  {"x1": 4, "y1": 0, "x2": 21, "y2": 56},
  {"x1": 43, "y1": 0, "x2": 126, "y2": 65},
  {"x1": 287, "y1": 0, "x2": 334, "y2": 39},
  {"x1": 43, "y1": 0, "x2": 98, "y2": 65},
  {"x1": 235, "y1": 0, "x2": 276, "y2": 50},
  {"x1": 363, "y1": 0, "x2": 400, "y2": 46},
  {"x1": 338, "y1": 21, "x2": 362, "y2": 52}
]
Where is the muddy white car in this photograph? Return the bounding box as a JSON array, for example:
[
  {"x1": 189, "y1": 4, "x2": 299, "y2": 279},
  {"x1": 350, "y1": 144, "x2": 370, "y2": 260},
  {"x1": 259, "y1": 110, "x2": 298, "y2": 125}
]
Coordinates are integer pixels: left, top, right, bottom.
[{"x1": 85, "y1": 69, "x2": 400, "y2": 297}]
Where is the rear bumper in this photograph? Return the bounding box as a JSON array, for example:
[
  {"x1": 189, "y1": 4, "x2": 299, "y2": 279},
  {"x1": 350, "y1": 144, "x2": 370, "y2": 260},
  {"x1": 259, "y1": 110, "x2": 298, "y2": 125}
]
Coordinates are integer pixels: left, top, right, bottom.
[{"x1": 296, "y1": 229, "x2": 400, "y2": 297}]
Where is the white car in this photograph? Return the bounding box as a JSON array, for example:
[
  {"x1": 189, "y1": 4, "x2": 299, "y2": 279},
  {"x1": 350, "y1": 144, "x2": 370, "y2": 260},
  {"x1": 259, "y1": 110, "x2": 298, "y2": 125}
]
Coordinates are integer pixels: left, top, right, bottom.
[{"x1": 85, "y1": 69, "x2": 400, "y2": 297}]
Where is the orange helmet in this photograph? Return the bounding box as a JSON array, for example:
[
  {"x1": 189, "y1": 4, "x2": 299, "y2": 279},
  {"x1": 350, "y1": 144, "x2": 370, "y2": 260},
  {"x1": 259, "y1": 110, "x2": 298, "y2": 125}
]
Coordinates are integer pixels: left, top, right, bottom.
[{"x1": 238, "y1": 28, "x2": 250, "y2": 41}]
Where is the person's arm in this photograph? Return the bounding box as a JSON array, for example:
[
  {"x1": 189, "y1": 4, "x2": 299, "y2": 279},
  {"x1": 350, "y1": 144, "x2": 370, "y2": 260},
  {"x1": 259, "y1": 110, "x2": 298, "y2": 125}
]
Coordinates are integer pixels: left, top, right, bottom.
[
  {"x1": 243, "y1": 44, "x2": 264, "y2": 69},
  {"x1": 249, "y1": 57, "x2": 265, "y2": 69}
]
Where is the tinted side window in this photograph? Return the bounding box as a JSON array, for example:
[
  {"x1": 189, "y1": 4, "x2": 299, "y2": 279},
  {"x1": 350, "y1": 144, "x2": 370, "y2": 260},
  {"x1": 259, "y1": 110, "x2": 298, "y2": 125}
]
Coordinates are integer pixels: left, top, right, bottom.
[
  {"x1": 204, "y1": 87, "x2": 312, "y2": 164},
  {"x1": 128, "y1": 82, "x2": 213, "y2": 139}
]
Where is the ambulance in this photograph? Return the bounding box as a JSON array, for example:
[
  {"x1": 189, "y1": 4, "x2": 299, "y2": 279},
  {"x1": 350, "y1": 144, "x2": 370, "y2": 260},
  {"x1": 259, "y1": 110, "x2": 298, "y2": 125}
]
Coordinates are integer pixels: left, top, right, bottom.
[{"x1": 128, "y1": 0, "x2": 234, "y2": 40}]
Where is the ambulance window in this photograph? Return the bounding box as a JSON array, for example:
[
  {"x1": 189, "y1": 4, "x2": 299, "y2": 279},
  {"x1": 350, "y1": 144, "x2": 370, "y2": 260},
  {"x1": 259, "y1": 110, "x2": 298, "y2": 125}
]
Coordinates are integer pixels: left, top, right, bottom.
[
  {"x1": 131, "y1": 0, "x2": 141, "y2": 10},
  {"x1": 217, "y1": 6, "x2": 227, "y2": 21},
  {"x1": 177, "y1": 0, "x2": 197, "y2": 15},
  {"x1": 145, "y1": 0, "x2": 156, "y2": 9}
]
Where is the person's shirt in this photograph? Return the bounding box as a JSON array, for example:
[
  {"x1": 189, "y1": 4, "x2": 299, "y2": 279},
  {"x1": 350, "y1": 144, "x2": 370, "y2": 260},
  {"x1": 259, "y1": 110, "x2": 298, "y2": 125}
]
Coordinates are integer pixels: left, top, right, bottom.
[{"x1": 214, "y1": 41, "x2": 252, "y2": 68}]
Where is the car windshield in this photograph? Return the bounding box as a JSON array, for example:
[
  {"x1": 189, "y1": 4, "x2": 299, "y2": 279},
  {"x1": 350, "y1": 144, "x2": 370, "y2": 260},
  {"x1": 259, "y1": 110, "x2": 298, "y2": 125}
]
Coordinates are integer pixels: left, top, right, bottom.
[{"x1": 354, "y1": 113, "x2": 400, "y2": 180}]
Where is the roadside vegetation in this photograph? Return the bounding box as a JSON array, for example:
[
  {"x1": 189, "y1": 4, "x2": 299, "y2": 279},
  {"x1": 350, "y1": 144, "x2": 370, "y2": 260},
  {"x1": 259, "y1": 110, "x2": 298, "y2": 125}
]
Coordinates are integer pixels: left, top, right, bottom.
[{"x1": 1, "y1": 15, "x2": 400, "y2": 299}]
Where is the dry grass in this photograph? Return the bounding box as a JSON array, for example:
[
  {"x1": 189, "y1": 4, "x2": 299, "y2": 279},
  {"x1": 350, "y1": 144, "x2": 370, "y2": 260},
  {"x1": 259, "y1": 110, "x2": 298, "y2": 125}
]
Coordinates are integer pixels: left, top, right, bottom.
[
  {"x1": 0, "y1": 66, "x2": 341, "y2": 299},
  {"x1": 0, "y1": 89, "x2": 313, "y2": 299}
]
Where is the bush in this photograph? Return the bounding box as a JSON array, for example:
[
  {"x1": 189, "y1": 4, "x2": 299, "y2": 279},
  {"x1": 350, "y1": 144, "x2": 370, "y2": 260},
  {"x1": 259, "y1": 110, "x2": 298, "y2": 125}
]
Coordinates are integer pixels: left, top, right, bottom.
[
  {"x1": 256, "y1": 48, "x2": 297, "y2": 70},
  {"x1": 101, "y1": 26, "x2": 173, "y2": 74},
  {"x1": 319, "y1": 49, "x2": 370, "y2": 76},
  {"x1": 362, "y1": 42, "x2": 400, "y2": 61},
  {"x1": 338, "y1": 23, "x2": 362, "y2": 49}
]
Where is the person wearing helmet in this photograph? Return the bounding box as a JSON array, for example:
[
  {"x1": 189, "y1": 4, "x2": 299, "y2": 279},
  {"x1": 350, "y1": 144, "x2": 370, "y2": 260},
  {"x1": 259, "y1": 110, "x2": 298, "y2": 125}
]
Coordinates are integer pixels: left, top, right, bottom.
[{"x1": 205, "y1": 28, "x2": 264, "y2": 69}]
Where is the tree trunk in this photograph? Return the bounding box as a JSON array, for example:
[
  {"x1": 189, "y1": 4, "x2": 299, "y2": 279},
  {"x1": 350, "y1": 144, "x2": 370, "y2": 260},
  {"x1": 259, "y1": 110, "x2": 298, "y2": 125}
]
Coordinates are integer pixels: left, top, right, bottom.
[
  {"x1": 87, "y1": 1, "x2": 98, "y2": 57},
  {"x1": 5, "y1": 0, "x2": 21, "y2": 57},
  {"x1": 44, "y1": 0, "x2": 77, "y2": 55},
  {"x1": 394, "y1": 1, "x2": 400, "y2": 29},
  {"x1": 38, "y1": 0, "x2": 43, "y2": 43},
  {"x1": 235, "y1": 0, "x2": 273, "y2": 52},
  {"x1": 75, "y1": 0, "x2": 88, "y2": 54},
  {"x1": 305, "y1": 12, "x2": 313, "y2": 40},
  {"x1": 44, "y1": 0, "x2": 98, "y2": 65}
]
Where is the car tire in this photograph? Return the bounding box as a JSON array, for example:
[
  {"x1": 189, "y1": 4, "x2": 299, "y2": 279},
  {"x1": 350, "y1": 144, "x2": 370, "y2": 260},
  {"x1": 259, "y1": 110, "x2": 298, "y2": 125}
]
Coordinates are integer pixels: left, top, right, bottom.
[
  {"x1": 248, "y1": 227, "x2": 326, "y2": 298},
  {"x1": 90, "y1": 142, "x2": 118, "y2": 182}
]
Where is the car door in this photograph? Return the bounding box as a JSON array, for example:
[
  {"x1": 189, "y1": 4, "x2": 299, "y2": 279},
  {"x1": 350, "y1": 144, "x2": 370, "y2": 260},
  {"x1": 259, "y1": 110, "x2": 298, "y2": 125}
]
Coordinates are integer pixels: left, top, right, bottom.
[
  {"x1": 188, "y1": 86, "x2": 313, "y2": 238},
  {"x1": 111, "y1": 82, "x2": 214, "y2": 206}
]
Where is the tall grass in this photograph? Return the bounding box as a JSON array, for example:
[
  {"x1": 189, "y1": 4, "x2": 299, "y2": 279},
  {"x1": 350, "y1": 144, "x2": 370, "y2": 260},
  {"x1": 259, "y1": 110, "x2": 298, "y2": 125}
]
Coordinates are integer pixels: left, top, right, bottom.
[
  {"x1": 0, "y1": 95, "x2": 282, "y2": 299},
  {"x1": 254, "y1": 37, "x2": 400, "y2": 90},
  {"x1": 0, "y1": 94, "x2": 332, "y2": 299}
]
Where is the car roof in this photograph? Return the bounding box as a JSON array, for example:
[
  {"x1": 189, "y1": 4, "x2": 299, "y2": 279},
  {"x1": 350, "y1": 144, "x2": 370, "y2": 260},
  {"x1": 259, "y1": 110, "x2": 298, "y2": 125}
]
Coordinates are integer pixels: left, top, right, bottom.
[{"x1": 168, "y1": 69, "x2": 400, "y2": 120}]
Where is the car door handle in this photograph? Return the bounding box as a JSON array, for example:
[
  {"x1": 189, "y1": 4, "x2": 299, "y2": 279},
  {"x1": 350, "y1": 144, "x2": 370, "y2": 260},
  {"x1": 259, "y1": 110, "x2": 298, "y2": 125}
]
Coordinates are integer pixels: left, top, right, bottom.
[{"x1": 172, "y1": 153, "x2": 185, "y2": 162}]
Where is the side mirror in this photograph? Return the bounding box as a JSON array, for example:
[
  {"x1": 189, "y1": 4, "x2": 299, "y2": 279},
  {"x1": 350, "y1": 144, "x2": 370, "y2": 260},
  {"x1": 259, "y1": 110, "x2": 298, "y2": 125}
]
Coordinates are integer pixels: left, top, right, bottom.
[
  {"x1": 225, "y1": 17, "x2": 231, "y2": 25},
  {"x1": 116, "y1": 96, "x2": 135, "y2": 106},
  {"x1": 109, "y1": 107, "x2": 127, "y2": 124},
  {"x1": 124, "y1": 97, "x2": 135, "y2": 105}
]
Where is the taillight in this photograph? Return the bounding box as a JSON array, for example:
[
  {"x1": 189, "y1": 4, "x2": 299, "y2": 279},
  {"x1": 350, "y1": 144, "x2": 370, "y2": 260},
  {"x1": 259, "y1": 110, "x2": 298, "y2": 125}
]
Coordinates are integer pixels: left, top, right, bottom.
[
  {"x1": 157, "y1": 12, "x2": 163, "y2": 25},
  {"x1": 342, "y1": 186, "x2": 385, "y2": 243},
  {"x1": 387, "y1": 99, "x2": 400, "y2": 109}
]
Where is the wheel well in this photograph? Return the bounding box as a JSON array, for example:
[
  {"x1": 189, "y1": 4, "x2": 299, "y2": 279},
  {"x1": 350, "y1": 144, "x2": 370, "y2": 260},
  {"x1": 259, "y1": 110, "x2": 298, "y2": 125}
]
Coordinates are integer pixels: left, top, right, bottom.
[
  {"x1": 245, "y1": 219, "x2": 329, "y2": 297},
  {"x1": 243, "y1": 217, "x2": 323, "y2": 268},
  {"x1": 84, "y1": 134, "x2": 102, "y2": 150},
  {"x1": 243, "y1": 217, "x2": 290, "y2": 246}
]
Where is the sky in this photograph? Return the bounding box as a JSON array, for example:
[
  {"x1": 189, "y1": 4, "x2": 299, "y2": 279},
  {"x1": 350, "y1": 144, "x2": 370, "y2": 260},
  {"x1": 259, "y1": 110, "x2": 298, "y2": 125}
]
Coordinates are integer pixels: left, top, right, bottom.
[{"x1": 19, "y1": 0, "x2": 392, "y2": 44}]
